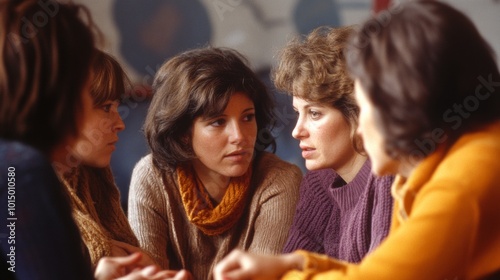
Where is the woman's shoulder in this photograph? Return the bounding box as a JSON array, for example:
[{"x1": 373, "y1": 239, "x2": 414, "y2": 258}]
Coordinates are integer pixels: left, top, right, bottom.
[
  {"x1": 251, "y1": 152, "x2": 302, "y2": 193},
  {"x1": 132, "y1": 154, "x2": 156, "y2": 175},
  {"x1": 0, "y1": 139, "x2": 52, "y2": 172},
  {"x1": 130, "y1": 154, "x2": 166, "y2": 185},
  {"x1": 252, "y1": 153, "x2": 302, "y2": 201}
]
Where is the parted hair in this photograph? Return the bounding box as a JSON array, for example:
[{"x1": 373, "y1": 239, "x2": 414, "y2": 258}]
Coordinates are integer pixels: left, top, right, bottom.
[
  {"x1": 346, "y1": 0, "x2": 500, "y2": 160},
  {"x1": 273, "y1": 26, "x2": 363, "y2": 154},
  {"x1": 90, "y1": 50, "x2": 131, "y2": 105},
  {"x1": 0, "y1": 0, "x2": 95, "y2": 154},
  {"x1": 145, "y1": 47, "x2": 276, "y2": 172}
]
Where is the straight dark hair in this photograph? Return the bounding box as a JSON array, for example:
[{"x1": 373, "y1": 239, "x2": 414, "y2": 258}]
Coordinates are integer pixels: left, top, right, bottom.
[
  {"x1": 90, "y1": 50, "x2": 131, "y2": 105},
  {"x1": 347, "y1": 0, "x2": 500, "y2": 159},
  {"x1": 0, "y1": 0, "x2": 96, "y2": 154}
]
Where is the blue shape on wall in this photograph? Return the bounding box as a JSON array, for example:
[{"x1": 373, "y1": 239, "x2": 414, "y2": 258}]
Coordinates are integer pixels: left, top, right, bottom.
[{"x1": 113, "y1": 0, "x2": 212, "y2": 77}]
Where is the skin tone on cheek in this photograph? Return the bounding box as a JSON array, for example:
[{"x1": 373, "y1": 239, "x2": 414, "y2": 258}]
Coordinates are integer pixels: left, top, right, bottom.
[
  {"x1": 190, "y1": 92, "x2": 257, "y2": 202},
  {"x1": 292, "y1": 96, "x2": 366, "y2": 183},
  {"x1": 73, "y1": 99, "x2": 125, "y2": 168},
  {"x1": 354, "y1": 79, "x2": 417, "y2": 177}
]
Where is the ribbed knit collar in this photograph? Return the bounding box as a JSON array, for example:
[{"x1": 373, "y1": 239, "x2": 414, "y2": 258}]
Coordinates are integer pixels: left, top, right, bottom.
[{"x1": 328, "y1": 160, "x2": 372, "y2": 212}]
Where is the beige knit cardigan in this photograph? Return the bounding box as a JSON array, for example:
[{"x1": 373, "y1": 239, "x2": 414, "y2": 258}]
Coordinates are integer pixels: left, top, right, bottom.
[
  {"x1": 61, "y1": 166, "x2": 139, "y2": 268},
  {"x1": 128, "y1": 152, "x2": 302, "y2": 280}
]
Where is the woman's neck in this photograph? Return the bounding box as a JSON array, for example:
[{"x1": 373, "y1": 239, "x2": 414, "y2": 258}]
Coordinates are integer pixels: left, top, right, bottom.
[
  {"x1": 192, "y1": 162, "x2": 231, "y2": 203},
  {"x1": 335, "y1": 153, "x2": 368, "y2": 183},
  {"x1": 398, "y1": 157, "x2": 421, "y2": 179},
  {"x1": 200, "y1": 176, "x2": 229, "y2": 204}
]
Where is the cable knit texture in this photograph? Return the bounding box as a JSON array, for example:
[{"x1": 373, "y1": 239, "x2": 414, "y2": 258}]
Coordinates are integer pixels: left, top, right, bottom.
[
  {"x1": 177, "y1": 164, "x2": 252, "y2": 235},
  {"x1": 60, "y1": 166, "x2": 139, "y2": 268},
  {"x1": 283, "y1": 160, "x2": 394, "y2": 263},
  {"x1": 128, "y1": 152, "x2": 302, "y2": 280}
]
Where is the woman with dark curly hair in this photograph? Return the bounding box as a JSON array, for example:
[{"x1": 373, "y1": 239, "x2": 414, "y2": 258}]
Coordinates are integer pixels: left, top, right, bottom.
[
  {"x1": 128, "y1": 47, "x2": 302, "y2": 279},
  {"x1": 214, "y1": 1, "x2": 500, "y2": 279}
]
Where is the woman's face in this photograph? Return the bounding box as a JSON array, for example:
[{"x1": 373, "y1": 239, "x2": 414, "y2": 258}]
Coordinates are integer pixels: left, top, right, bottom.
[
  {"x1": 292, "y1": 96, "x2": 357, "y2": 172},
  {"x1": 191, "y1": 92, "x2": 257, "y2": 179},
  {"x1": 72, "y1": 98, "x2": 125, "y2": 167},
  {"x1": 355, "y1": 79, "x2": 400, "y2": 176}
]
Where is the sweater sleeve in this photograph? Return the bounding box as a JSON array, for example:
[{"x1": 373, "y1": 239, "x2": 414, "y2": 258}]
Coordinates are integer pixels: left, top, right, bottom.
[
  {"x1": 247, "y1": 158, "x2": 303, "y2": 255},
  {"x1": 282, "y1": 179, "x2": 477, "y2": 280},
  {"x1": 283, "y1": 170, "x2": 335, "y2": 254},
  {"x1": 128, "y1": 156, "x2": 170, "y2": 269},
  {"x1": 0, "y1": 142, "x2": 92, "y2": 280}
]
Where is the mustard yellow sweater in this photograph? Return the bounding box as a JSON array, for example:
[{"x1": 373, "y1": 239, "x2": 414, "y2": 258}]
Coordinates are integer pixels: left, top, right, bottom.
[{"x1": 285, "y1": 122, "x2": 500, "y2": 280}]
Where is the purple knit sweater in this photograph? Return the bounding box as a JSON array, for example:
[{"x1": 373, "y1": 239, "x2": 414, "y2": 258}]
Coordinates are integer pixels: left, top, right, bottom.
[{"x1": 283, "y1": 160, "x2": 394, "y2": 263}]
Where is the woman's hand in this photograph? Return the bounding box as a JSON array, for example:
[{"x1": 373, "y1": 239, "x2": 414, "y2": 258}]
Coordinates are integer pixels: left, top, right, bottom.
[
  {"x1": 95, "y1": 252, "x2": 193, "y2": 280},
  {"x1": 95, "y1": 252, "x2": 151, "y2": 279},
  {"x1": 112, "y1": 240, "x2": 157, "y2": 267},
  {"x1": 118, "y1": 268, "x2": 192, "y2": 280},
  {"x1": 213, "y1": 249, "x2": 304, "y2": 280}
]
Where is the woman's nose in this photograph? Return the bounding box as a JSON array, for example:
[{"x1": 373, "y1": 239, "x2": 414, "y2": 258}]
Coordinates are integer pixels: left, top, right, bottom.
[
  {"x1": 228, "y1": 122, "x2": 244, "y2": 144},
  {"x1": 292, "y1": 117, "x2": 306, "y2": 139},
  {"x1": 112, "y1": 109, "x2": 125, "y2": 132}
]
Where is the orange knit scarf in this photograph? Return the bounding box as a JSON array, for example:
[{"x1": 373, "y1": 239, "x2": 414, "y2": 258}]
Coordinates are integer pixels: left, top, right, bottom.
[{"x1": 176, "y1": 164, "x2": 252, "y2": 236}]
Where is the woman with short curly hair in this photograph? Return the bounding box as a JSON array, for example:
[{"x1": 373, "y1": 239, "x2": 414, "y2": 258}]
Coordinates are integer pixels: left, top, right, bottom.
[{"x1": 274, "y1": 26, "x2": 393, "y2": 263}]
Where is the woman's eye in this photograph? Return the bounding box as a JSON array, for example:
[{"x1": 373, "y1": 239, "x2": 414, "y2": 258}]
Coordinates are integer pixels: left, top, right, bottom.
[
  {"x1": 100, "y1": 101, "x2": 120, "y2": 113},
  {"x1": 309, "y1": 110, "x2": 321, "y2": 119},
  {"x1": 210, "y1": 119, "x2": 226, "y2": 127},
  {"x1": 101, "y1": 104, "x2": 112, "y2": 112},
  {"x1": 243, "y1": 113, "x2": 255, "y2": 122}
]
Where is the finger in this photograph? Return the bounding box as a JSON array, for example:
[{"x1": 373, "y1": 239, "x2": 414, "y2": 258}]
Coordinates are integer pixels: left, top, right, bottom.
[
  {"x1": 214, "y1": 250, "x2": 245, "y2": 280},
  {"x1": 222, "y1": 269, "x2": 252, "y2": 280},
  {"x1": 116, "y1": 269, "x2": 149, "y2": 280},
  {"x1": 173, "y1": 270, "x2": 189, "y2": 280},
  {"x1": 182, "y1": 269, "x2": 194, "y2": 280},
  {"x1": 139, "y1": 265, "x2": 159, "y2": 277},
  {"x1": 112, "y1": 252, "x2": 143, "y2": 266},
  {"x1": 112, "y1": 240, "x2": 143, "y2": 254},
  {"x1": 147, "y1": 270, "x2": 178, "y2": 278}
]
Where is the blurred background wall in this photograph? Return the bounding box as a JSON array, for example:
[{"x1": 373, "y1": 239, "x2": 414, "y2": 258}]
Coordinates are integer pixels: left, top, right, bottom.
[{"x1": 70, "y1": 0, "x2": 500, "y2": 211}]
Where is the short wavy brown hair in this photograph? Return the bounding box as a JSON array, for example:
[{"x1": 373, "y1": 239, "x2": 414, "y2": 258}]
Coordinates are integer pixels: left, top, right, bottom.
[
  {"x1": 346, "y1": 0, "x2": 500, "y2": 160},
  {"x1": 145, "y1": 47, "x2": 275, "y2": 172},
  {"x1": 0, "y1": 0, "x2": 95, "y2": 153},
  {"x1": 273, "y1": 26, "x2": 363, "y2": 153}
]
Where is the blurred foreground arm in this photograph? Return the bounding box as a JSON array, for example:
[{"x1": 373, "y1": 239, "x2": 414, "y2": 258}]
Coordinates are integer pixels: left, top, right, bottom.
[
  {"x1": 213, "y1": 249, "x2": 304, "y2": 280},
  {"x1": 95, "y1": 253, "x2": 192, "y2": 280}
]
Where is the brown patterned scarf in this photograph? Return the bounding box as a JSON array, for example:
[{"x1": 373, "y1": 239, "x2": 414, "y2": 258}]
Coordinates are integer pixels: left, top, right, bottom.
[
  {"x1": 176, "y1": 164, "x2": 252, "y2": 235},
  {"x1": 60, "y1": 166, "x2": 138, "y2": 269}
]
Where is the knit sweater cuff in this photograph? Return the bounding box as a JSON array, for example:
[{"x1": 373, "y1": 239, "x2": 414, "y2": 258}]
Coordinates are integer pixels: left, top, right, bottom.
[{"x1": 297, "y1": 250, "x2": 349, "y2": 271}]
